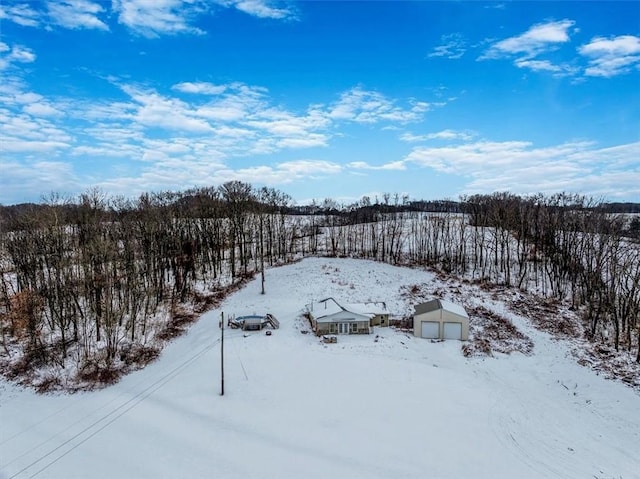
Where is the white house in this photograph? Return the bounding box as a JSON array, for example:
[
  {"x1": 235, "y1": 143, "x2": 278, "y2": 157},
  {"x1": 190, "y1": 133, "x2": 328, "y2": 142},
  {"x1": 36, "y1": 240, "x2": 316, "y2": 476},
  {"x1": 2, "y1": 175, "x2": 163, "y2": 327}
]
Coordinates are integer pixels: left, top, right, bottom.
[
  {"x1": 413, "y1": 299, "x2": 469, "y2": 341},
  {"x1": 307, "y1": 298, "x2": 389, "y2": 335}
]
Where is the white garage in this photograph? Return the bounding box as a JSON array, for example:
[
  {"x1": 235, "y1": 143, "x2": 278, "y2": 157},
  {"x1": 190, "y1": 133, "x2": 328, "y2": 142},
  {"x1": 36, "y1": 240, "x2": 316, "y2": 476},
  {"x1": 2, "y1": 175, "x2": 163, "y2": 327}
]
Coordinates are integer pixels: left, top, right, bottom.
[{"x1": 413, "y1": 299, "x2": 469, "y2": 341}]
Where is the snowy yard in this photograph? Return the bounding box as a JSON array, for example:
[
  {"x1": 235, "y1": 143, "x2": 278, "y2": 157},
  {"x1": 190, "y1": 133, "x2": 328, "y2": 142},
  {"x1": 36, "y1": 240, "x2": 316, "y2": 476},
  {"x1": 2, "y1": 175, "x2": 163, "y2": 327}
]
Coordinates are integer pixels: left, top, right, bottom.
[{"x1": 1, "y1": 258, "x2": 639, "y2": 479}]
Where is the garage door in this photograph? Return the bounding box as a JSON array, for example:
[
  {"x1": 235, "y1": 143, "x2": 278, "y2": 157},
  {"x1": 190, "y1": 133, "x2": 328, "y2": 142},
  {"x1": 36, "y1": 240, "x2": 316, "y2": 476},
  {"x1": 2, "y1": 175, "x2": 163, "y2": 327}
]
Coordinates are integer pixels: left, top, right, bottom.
[
  {"x1": 443, "y1": 322, "x2": 462, "y2": 340},
  {"x1": 421, "y1": 321, "x2": 440, "y2": 339}
]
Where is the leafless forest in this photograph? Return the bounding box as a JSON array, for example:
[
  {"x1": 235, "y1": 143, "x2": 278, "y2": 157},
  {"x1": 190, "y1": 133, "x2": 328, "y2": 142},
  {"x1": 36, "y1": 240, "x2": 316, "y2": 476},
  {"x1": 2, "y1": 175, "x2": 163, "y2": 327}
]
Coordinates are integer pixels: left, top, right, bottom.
[{"x1": 1, "y1": 183, "x2": 639, "y2": 391}]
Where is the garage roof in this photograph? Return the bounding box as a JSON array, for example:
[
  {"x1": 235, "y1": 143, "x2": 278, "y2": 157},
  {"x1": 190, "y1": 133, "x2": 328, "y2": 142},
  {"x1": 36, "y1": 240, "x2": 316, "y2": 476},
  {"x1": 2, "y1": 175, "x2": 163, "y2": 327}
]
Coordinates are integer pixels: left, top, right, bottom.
[{"x1": 415, "y1": 299, "x2": 468, "y2": 318}]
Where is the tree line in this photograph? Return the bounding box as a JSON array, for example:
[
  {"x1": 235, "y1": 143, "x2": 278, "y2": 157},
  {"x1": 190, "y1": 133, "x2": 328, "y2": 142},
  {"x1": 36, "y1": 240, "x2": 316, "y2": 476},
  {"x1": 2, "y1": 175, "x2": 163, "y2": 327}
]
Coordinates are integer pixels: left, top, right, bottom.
[
  {"x1": 0, "y1": 186, "x2": 638, "y2": 391},
  {"x1": 0, "y1": 183, "x2": 302, "y2": 387}
]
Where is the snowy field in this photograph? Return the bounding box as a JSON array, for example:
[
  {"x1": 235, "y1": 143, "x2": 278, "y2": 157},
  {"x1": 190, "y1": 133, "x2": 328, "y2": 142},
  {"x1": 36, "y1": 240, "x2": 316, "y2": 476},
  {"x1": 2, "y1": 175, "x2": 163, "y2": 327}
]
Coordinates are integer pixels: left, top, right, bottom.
[{"x1": 1, "y1": 258, "x2": 639, "y2": 479}]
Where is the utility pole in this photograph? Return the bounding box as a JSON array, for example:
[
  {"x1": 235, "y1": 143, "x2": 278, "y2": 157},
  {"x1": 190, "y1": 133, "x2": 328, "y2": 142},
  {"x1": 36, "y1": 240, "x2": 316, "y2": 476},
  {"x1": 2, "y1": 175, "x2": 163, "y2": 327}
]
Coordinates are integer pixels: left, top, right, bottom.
[
  {"x1": 260, "y1": 213, "x2": 265, "y2": 295},
  {"x1": 220, "y1": 311, "x2": 224, "y2": 396}
]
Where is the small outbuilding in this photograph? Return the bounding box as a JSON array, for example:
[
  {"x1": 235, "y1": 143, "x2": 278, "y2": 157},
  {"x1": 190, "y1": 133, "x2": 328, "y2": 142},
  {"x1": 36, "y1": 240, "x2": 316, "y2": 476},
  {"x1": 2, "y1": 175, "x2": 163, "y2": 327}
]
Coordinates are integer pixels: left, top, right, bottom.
[{"x1": 413, "y1": 299, "x2": 469, "y2": 341}]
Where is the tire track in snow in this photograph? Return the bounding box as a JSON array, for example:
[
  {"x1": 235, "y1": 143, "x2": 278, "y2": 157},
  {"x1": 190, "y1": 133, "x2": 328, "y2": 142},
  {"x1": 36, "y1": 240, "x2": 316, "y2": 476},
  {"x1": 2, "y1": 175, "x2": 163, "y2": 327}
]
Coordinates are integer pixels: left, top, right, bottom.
[{"x1": 485, "y1": 368, "x2": 579, "y2": 479}]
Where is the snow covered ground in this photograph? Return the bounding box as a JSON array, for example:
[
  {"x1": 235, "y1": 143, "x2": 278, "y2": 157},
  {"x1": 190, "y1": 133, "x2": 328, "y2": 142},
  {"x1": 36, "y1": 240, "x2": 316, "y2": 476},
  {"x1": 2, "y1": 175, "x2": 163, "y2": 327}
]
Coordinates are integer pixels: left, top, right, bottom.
[{"x1": 1, "y1": 258, "x2": 638, "y2": 479}]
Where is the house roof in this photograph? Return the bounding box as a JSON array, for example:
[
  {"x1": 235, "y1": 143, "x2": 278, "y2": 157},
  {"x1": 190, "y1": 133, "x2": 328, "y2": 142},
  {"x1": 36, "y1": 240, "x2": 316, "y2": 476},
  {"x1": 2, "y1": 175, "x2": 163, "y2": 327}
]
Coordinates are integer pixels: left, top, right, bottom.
[
  {"x1": 309, "y1": 298, "x2": 386, "y2": 321},
  {"x1": 344, "y1": 302, "x2": 388, "y2": 316},
  {"x1": 311, "y1": 298, "x2": 344, "y2": 318},
  {"x1": 314, "y1": 310, "x2": 370, "y2": 323},
  {"x1": 414, "y1": 299, "x2": 468, "y2": 318}
]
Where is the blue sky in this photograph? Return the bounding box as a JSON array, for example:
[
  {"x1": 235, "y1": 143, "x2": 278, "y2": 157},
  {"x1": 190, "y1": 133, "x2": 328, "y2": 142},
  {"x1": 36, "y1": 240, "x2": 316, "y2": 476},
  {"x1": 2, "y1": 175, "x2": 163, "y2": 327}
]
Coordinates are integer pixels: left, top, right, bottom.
[{"x1": 1, "y1": 0, "x2": 639, "y2": 205}]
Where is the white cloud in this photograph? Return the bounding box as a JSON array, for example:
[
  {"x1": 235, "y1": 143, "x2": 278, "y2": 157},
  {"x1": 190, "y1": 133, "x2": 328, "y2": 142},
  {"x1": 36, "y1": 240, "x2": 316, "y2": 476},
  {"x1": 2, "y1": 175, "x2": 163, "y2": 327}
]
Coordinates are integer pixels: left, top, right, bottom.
[
  {"x1": 0, "y1": 106, "x2": 73, "y2": 153},
  {"x1": 400, "y1": 129, "x2": 476, "y2": 142},
  {"x1": 482, "y1": 19, "x2": 575, "y2": 60},
  {"x1": 0, "y1": 0, "x2": 295, "y2": 39},
  {"x1": 0, "y1": 138, "x2": 71, "y2": 153},
  {"x1": 404, "y1": 140, "x2": 640, "y2": 199},
  {"x1": 89, "y1": 158, "x2": 341, "y2": 200},
  {"x1": 246, "y1": 106, "x2": 331, "y2": 147},
  {"x1": 514, "y1": 58, "x2": 579, "y2": 77},
  {"x1": 410, "y1": 101, "x2": 434, "y2": 114},
  {"x1": 76, "y1": 98, "x2": 137, "y2": 122},
  {"x1": 275, "y1": 159, "x2": 342, "y2": 177},
  {"x1": 579, "y1": 35, "x2": 640, "y2": 78},
  {"x1": 1, "y1": 1, "x2": 110, "y2": 31},
  {"x1": 0, "y1": 44, "x2": 36, "y2": 70},
  {"x1": 195, "y1": 83, "x2": 268, "y2": 120},
  {"x1": 7, "y1": 45, "x2": 36, "y2": 63},
  {"x1": 229, "y1": 0, "x2": 295, "y2": 20},
  {"x1": 72, "y1": 143, "x2": 142, "y2": 159},
  {"x1": 276, "y1": 134, "x2": 328, "y2": 149},
  {"x1": 112, "y1": 0, "x2": 206, "y2": 38},
  {"x1": 429, "y1": 33, "x2": 466, "y2": 60},
  {"x1": 23, "y1": 102, "x2": 65, "y2": 117},
  {"x1": 47, "y1": 0, "x2": 109, "y2": 30},
  {"x1": 0, "y1": 160, "x2": 80, "y2": 204},
  {"x1": 514, "y1": 59, "x2": 561, "y2": 72},
  {"x1": 9, "y1": 92, "x2": 69, "y2": 119},
  {"x1": 177, "y1": 83, "x2": 330, "y2": 151},
  {"x1": 566, "y1": 142, "x2": 640, "y2": 169},
  {"x1": 196, "y1": 103, "x2": 247, "y2": 121},
  {"x1": 212, "y1": 125, "x2": 253, "y2": 138},
  {"x1": 122, "y1": 85, "x2": 214, "y2": 132},
  {"x1": 172, "y1": 82, "x2": 228, "y2": 95},
  {"x1": 206, "y1": 159, "x2": 341, "y2": 187},
  {"x1": 112, "y1": 0, "x2": 294, "y2": 37},
  {"x1": 39, "y1": 80, "x2": 335, "y2": 167},
  {"x1": 347, "y1": 160, "x2": 406, "y2": 171},
  {"x1": 0, "y1": 74, "x2": 448, "y2": 203},
  {"x1": 329, "y1": 87, "x2": 426, "y2": 124},
  {"x1": 14, "y1": 92, "x2": 43, "y2": 104},
  {"x1": 0, "y1": 3, "x2": 41, "y2": 27}
]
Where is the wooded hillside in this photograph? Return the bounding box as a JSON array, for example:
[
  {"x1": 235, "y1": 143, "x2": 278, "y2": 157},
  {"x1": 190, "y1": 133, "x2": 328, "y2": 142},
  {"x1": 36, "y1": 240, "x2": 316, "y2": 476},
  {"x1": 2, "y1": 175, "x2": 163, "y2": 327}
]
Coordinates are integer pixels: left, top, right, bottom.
[{"x1": 1, "y1": 185, "x2": 638, "y2": 391}]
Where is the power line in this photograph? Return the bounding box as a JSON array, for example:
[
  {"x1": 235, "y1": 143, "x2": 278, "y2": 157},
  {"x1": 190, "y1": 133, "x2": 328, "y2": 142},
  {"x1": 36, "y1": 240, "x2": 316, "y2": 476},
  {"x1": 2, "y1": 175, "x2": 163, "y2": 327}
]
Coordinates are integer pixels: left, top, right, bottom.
[{"x1": 7, "y1": 329, "x2": 242, "y2": 479}]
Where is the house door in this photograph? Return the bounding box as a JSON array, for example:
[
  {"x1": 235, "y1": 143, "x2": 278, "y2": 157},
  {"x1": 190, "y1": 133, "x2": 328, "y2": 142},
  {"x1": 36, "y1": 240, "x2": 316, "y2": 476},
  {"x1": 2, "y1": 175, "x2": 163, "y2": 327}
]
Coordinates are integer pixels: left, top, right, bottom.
[{"x1": 339, "y1": 323, "x2": 349, "y2": 334}]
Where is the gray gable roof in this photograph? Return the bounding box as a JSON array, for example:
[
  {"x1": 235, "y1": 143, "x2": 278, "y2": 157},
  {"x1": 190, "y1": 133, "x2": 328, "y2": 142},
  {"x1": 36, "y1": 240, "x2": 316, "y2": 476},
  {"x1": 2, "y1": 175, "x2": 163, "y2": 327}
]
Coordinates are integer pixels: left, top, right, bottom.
[
  {"x1": 415, "y1": 299, "x2": 469, "y2": 318},
  {"x1": 414, "y1": 299, "x2": 442, "y2": 315}
]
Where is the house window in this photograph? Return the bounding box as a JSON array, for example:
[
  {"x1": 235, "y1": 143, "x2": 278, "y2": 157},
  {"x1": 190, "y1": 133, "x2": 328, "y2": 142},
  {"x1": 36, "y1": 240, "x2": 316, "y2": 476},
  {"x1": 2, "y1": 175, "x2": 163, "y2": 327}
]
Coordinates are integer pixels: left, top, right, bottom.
[
  {"x1": 351, "y1": 323, "x2": 358, "y2": 332},
  {"x1": 330, "y1": 324, "x2": 337, "y2": 333}
]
